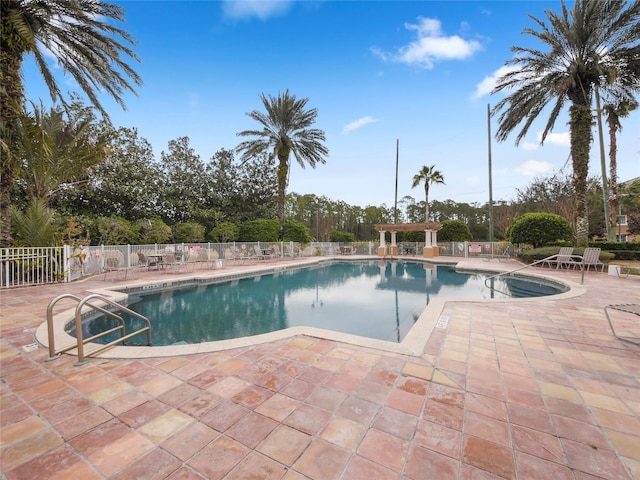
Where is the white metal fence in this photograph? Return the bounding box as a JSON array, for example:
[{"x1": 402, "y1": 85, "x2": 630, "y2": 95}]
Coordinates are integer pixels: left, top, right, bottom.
[{"x1": 1, "y1": 241, "x2": 514, "y2": 288}]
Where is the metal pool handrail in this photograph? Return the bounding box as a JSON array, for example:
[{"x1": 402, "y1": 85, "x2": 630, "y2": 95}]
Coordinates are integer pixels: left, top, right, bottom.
[{"x1": 46, "y1": 293, "x2": 152, "y2": 365}]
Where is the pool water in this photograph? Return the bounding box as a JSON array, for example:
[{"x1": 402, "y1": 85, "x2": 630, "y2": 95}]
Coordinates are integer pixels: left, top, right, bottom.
[{"x1": 77, "y1": 261, "x2": 564, "y2": 346}]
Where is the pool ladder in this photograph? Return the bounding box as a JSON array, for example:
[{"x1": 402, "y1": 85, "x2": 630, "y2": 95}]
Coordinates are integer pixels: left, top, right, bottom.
[{"x1": 46, "y1": 293, "x2": 152, "y2": 365}]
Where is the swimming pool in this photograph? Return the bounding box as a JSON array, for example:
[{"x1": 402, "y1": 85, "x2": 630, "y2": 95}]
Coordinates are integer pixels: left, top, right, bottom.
[{"x1": 74, "y1": 260, "x2": 566, "y2": 347}]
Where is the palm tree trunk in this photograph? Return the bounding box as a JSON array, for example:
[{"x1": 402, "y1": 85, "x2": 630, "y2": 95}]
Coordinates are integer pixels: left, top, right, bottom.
[
  {"x1": 276, "y1": 149, "x2": 290, "y2": 228},
  {"x1": 424, "y1": 184, "x2": 430, "y2": 223},
  {"x1": 607, "y1": 116, "x2": 618, "y2": 225},
  {"x1": 569, "y1": 104, "x2": 592, "y2": 247},
  {"x1": 0, "y1": 28, "x2": 26, "y2": 247}
]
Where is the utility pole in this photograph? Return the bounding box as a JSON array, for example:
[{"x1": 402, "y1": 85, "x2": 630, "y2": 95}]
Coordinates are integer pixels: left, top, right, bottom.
[{"x1": 487, "y1": 104, "x2": 494, "y2": 246}]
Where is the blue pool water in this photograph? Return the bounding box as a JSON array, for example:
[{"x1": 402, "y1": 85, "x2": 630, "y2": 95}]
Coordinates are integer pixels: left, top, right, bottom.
[{"x1": 76, "y1": 261, "x2": 565, "y2": 346}]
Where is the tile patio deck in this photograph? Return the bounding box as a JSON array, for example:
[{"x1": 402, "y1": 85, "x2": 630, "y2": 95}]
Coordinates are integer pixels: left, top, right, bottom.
[{"x1": 1, "y1": 257, "x2": 639, "y2": 479}]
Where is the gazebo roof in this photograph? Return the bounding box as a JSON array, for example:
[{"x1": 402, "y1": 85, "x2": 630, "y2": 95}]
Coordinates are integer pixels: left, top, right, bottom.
[{"x1": 374, "y1": 222, "x2": 442, "y2": 232}]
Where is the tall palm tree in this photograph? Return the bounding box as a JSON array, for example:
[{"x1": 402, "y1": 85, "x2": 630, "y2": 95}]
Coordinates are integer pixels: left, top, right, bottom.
[
  {"x1": 411, "y1": 164, "x2": 445, "y2": 223},
  {"x1": 236, "y1": 90, "x2": 328, "y2": 229},
  {"x1": 0, "y1": 0, "x2": 142, "y2": 246},
  {"x1": 491, "y1": 0, "x2": 640, "y2": 246},
  {"x1": 603, "y1": 100, "x2": 638, "y2": 224}
]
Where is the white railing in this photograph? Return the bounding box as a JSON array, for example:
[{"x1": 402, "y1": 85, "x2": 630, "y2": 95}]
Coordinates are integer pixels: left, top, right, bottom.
[{"x1": 1, "y1": 241, "x2": 516, "y2": 288}]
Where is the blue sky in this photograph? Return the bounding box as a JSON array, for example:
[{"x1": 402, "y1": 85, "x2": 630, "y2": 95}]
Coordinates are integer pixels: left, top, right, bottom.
[{"x1": 23, "y1": 0, "x2": 640, "y2": 209}]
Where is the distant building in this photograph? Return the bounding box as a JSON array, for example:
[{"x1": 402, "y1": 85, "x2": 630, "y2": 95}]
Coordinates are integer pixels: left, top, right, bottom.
[{"x1": 611, "y1": 176, "x2": 640, "y2": 242}]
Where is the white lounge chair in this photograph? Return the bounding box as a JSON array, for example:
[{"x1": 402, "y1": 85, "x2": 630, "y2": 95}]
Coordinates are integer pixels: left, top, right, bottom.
[
  {"x1": 567, "y1": 247, "x2": 605, "y2": 272},
  {"x1": 541, "y1": 247, "x2": 575, "y2": 269}
]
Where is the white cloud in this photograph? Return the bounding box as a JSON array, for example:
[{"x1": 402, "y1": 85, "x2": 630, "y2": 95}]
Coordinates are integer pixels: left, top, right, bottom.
[
  {"x1": 342, "y1": 116, "x2": 379, "y2": 134},
  {"x1": 373, "y1": 17, "x2": 482, "y2": 69},
  {"x1": 472, "y1": 65, "x2": 519, "y2": 100},
  {"x1": 222, "y1": 1, "x2": 293, "y2": 20},
  {"x1": 516, "y1": 159, "x2": 554, "y2": 176},
  {"x1": 538, "y1": 131, "x2": 570, "y2": 147},
  {"x1": 522, "y1": 142, "x2": 538, "y2": 151}
]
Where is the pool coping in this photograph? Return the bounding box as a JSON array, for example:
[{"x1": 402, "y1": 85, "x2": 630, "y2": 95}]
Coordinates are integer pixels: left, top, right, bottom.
[{"x1": 35, "y1": 256, "x2": 586, "y2": 360}]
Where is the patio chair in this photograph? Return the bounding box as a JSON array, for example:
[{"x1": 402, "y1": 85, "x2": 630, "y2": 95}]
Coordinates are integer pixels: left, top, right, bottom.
[
  {"x1": 567, "y1": 247, "x2": 605, "y2": 272},
  {"x1": 541, "y1": 247, "x2": 575, "y2": 269},
  {"x1": 604, "y1": 304, "x2": 640, "y2": 345},
  {"x1": 137, "y1": 252, "x2": 159, "y2": 271},
  {"x1": 103, "y1": 256, "x2": 129, "y2": 280},
  {"x1": 196, "y1": 248, "x2": 215, "y2": 269}
]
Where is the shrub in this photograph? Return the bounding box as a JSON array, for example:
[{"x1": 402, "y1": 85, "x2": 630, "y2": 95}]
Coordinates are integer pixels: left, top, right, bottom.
[
  {"x1": 330, "y1": 230, "x2": 356, "y2": 243},
  {"x1": 136, "y1": 217, "x2": 172, "y2": 244},
  {"x1": 283, "y1": 220, "x2": 312, "y2": 243},
  {"x1": 438, "y1": 220, "x2": 473, "y2": 242},
  {"x1": 507, "y1": 213, "x2": 572, "y2": 248},
  {"x1": 239, "y1": 219, "x2": 280, "y2": 242},
  {"x1": 173, "y1": 222, "x2": 205, "y2": 243},
  {"x1": 208, "y1": 221, "x2": 239, "y2": 243},
  {"x1": 96, "y1": 216, "x2": 139, "y2": 245}
]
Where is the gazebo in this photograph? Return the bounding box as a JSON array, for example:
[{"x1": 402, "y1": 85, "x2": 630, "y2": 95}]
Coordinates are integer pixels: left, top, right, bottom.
[{"x1": 374, "y1": 222, "x2": 442, "y2": 258}]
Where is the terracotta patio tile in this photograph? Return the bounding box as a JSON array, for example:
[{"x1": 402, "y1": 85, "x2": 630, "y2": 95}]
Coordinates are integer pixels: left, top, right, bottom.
[
  {"x1": 505, "y1": 388, "x2": 546, "y2": 410},
  {"x1": 544, "y1": 396, "x2": 593, "y2": 423},
  {"x1": 110, "y1": 447, "x2": 181, "y2": 480},
  {"x1": 187, "y1": 436, "x2": 249, "y2": 480},
  {"x1": 120, "y1": 400, "x2": 171, "y2": 429},
  {"x1": 320, "y1": 415, "x2": 367, "y2": 451},
  {"x1": 460, "y1": 463, "x2": 506, "y2": 479},
  {"x1": 69, "y1": 418, "x2": 130, "y2": 457},
  {"x1": 285, "y1": 403, "x2": 332, "y2": 436},
  {"x1": 255, "y1": 392, "x2": 301, "y2": 422},
  {"x1": 337, "y1": 394, "x2": 380, "y2": 425},
  {"x1": 199, "y1": 400, "x2": 249, "y2": 432},
  {"x1": 54, "y1": 406, "x2": 112, "y2": 440},
  {"x1": 515, "y1": 450, "x2": 573, "y2": 479},
  {"x1": 231, "y1": 384, "x2": 273, "y2": 410},
  {"x1": 405, "y1": 444, "x2": 459, "y2": 480},
  {"x1": 0, "y1": 415, "x2": 48, "y2": 448},
  {"x1": 293, "y1": 439, "x2": 351, "y2": 480},
  {"x1": 562, "y1": 438, "x2": 630, "y2": 479},
  {"x1": 385, "y1": 389, "x2": 424, "y2": 416},
  {"x1": 225, "y1": 451, "x2": 286, "y2": 480},
  {"x1": 358, "y1": 429, "x2": 408, "y2": 472},
  {"x1": 258, "y1": 424, "x2": 311, "y2": 465},
  {"x1": 423, "y1": 400, "x2": 464, "y2": 430},
  {"x1": 5, "y1": 444, "x2": 81, "y2": 480},
  {"x1": 186, "y1": 368, "x2": 226, "y2": 388},
  {"x1": 507, "y1": 403, "x2": 555, "y2": 434},
  {"x1": 280, "y1": 377, "x2": 316, "y2": 400},
  {"x1": 177, "y1": 390, "x2": 222, "y2": 418},
  {"x1": 49, "y1": 460, "x2": 103, "y2": 480},
  {"x1": 414, "y1": 419, "x2": 462, "y2": 458},
  {"x1": 373, "y1": 406, "x2": 418, "y2": 440},
  {"x1": 552, "y1": 414, "x2": 611, "y2": 449},
  {"x1": 462, "y1": 435, "x2": 515, "y2": 480},
  {"x1": 465, "y1": 392, "x2": 507, "y2": 421},
  {"x1": 88, "y1": 431, "x2": 155, "y2": 477},
  {"x1": 226, "y1": 411, "x2": 278, "y2": 449},
  {"x1": 306, "y1": 386, "x2": 348, "y2": 412},
  {"x1": 299, "y1": 365, "x2": 333, "y2": 384},
  {"x1": 324, "y1": 373, "x2": 360, "y2": 394},
  {"x1": 351, "y1": 379, "x2": 391, "y2": 404},
  {"x1": 138, "y1": 409, "x2": 193, "y2": 443},
  {"x1": 206, "y1": 375, "x2": 250, "y2": 399},
  {"x1": 161, "y1": 421, "x2": 218, "y2": 461},
  {"x1": 157, "y1": 383, "x2": 201, "y2": 408},
  {"x1": 342, "y1": 455, "x2": 399, "y2": 480},
  {"x1": 464, "y1": 411, "x2": 510, "y2": 447},
  {"x1": 604, "y1": 430, "x2": 640, "y2": 460},
  {"x1": 511, "y1": 424, "x2": 565, "y2": 463}
]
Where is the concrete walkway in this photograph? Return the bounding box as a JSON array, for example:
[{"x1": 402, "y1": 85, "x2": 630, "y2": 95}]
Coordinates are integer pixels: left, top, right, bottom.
[{"x1": 1, "y1": 257, "x2": 639, "y2": 479}]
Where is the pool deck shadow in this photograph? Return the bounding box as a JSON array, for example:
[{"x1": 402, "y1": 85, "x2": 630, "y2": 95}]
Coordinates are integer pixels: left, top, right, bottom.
[{"x1": 1, "y1": 256, "x2": 639, "y2": 479}]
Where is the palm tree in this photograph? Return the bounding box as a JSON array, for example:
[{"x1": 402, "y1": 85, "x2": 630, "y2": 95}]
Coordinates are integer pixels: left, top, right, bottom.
[
  {"x1": 491, "y1": 0, "x2": 640, "y2": 246},
  {"x1": 16, "y1": 102, "x2": 108, "y2": 204},
  {"x1": 236, "y1": 90, "x2": 329, "y2": 231},
  {"x1": 0, "y1": 0, "x2": 142, "y2": 246},
  {"x1": 411, "y1": 165, "x2": 445, "y2": 223},
  {"x1": 603, "y1": 100, "x2": 638, "y2": 224}
]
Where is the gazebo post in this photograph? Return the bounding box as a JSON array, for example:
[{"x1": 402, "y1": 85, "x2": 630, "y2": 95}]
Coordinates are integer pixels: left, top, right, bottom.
[
  {"x1": 390, "y1": 231, "x2": 398, "y2": 256},
  {"x1": 431, "y1": 230, "x2": 439, "y2": 256},
  {"x1": 378, "y1": 230, "x2": 387, "y2": 256},
  {"x1": 423, "y1": 229, "x2": 434, "y2": 258}
]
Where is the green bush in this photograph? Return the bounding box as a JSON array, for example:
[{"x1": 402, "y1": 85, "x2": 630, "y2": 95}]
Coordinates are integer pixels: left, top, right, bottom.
[
  {"x1": 96, "y1": 216, "x2": 139, "y2": 245},
  {"x1": 283, "y1": 220, "x2": 312, "y2": 243},
  {"x1": 239, "y1": 219, "x2": 280, "y2": 242},
  {"x1": 330, "y1": 230, "x2": 356, "y2": 243},
  {"x1": 438, "y1": 220, "x2": 473, "y2": 242},
  {"x1": 507, "y1": 213, "x2": 572, "y2": 248},
  {"x1": 208, "y1": 221, "x2": 239, "y2": 243},
  {"x1": 136, "y1": 217, "x2": 172, "y2": 244},
  {"x1": 173, "y1": 222, "x2": 205, "y2": 243}
]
